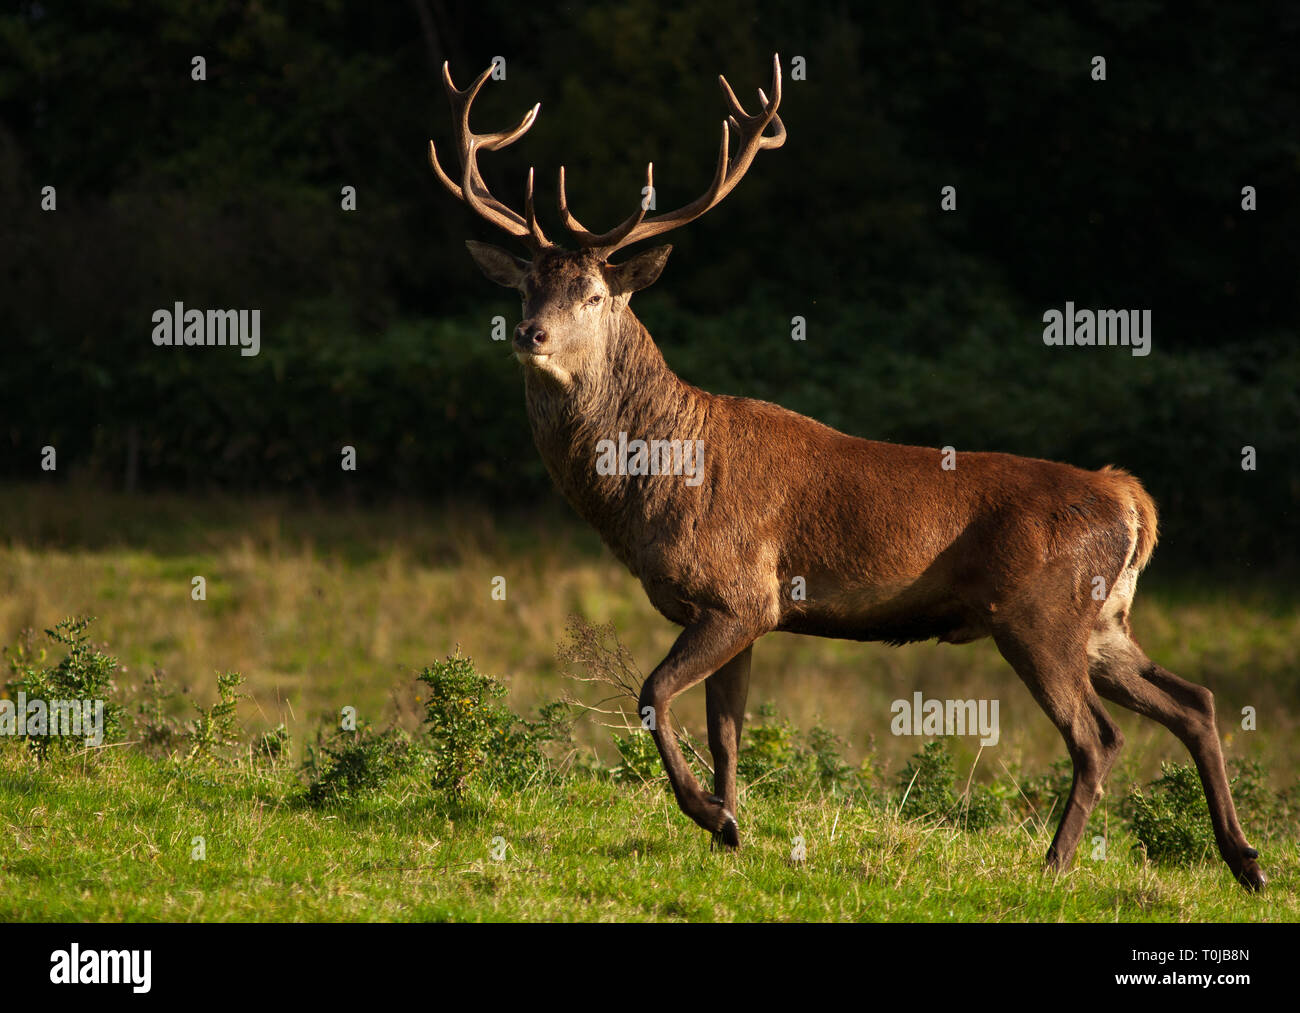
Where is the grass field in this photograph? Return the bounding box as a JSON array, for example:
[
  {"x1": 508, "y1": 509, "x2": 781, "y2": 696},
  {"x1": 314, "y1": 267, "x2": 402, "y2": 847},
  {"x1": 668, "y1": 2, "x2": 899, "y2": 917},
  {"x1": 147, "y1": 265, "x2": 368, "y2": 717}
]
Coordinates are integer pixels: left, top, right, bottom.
[
  {"x1": 1, "y1": 484, "x2": 1297, "y2": 921},
  {"x1": 3, "y1": 750, "x2": 1298, "y2": 922}
]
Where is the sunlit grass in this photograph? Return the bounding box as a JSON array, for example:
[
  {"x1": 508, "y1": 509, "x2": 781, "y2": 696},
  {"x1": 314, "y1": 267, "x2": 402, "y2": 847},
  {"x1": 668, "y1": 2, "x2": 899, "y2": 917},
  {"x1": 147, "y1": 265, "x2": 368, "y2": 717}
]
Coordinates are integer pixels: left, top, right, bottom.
[{"x1": 1, "y1": 749, "x2": 1294, "y2": 922}]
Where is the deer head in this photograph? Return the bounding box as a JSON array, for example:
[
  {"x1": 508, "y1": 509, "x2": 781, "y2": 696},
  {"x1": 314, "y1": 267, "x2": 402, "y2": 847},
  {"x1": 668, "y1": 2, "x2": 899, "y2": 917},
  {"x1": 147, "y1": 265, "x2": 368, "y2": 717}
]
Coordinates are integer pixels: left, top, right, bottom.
[{"x1": 429, "y1": 57, "x2": 786, "y2": 390}]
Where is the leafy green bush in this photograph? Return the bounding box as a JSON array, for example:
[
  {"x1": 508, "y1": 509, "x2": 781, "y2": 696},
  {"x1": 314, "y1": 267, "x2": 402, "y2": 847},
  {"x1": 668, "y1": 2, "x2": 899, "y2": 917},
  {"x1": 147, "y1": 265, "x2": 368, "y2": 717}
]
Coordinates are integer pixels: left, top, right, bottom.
[
  {"x1": 184, "y1": 671, "x2": 246, "y2": 763},
  {"x1": 254, "y1": 722, "x2": 292, "y2": 765},
  {"x1": 1223, "y1": 757, "x2": 1300, "y2": 835},
  {"x1": 897, "y1": 740, "x2": 957, "y2": 822},
  {"x1": 610, "y1": 729, "x2": 663, "y2": 785},
  {"x1": 303, "y1": 724, "x2": 418, "y2": 806},
  {"x1": 2, "y1": 617, "x2": 123, "y2": 759},
  {"x1": 896, "y1": 740, "x2": 1004, "y2": 831},
  {"x1": 738, "y1": 702, "x2": 856, "y2": 797},
  {"x1": 952, "y1": 784, "x2": 1006, "y2": 832},
  {"x1": 1122, "y1": 758, "x2": 1292, "y2": 865},
  {"x1": 1126, "y1": 762, "x2": 1217, "y2": 865},
  {"x1": 736, "y1": 702, "x2": 799, "y2": 795},
  {"x1": 418, "y1": 651, "x2": 569, "y2": 796},
  {"x1": 133, "y1": 664, "x2": 281, "y2": 766}
]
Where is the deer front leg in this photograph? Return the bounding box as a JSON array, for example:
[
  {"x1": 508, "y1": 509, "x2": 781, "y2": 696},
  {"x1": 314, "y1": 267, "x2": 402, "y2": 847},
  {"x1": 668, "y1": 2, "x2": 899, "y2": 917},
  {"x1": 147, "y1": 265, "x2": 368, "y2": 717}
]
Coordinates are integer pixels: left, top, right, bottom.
[
  {"x1": 706, "y1": 643, "x2": 753, "y2": 843},
  {"x1": 638, "y1": 614, "x2": 759, "y2": 847}
]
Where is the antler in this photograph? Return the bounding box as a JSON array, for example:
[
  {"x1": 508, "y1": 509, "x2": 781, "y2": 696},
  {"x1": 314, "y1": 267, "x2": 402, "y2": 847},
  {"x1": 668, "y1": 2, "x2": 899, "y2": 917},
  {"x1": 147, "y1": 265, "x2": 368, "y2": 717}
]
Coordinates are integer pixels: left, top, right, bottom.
[
  {"x1": 429, "y1": 62, "x2": 551, "y2": 250},
  {"x1": 558, "y1": 53, "x2": 786, "y2": 255}
]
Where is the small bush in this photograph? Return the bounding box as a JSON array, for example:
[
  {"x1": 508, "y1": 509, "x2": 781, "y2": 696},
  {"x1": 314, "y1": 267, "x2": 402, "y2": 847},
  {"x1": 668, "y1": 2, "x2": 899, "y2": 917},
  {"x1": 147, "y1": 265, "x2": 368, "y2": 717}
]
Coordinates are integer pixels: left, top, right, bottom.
[
  {"x1": 1227, "y1": 758, "x2": 1273, "y2": 823},
  {"x1": 558, "y1": 615, "x2": 707, "y2": 784},
  {"x1": 738, "y1": 702, "x2": 856, "y2": 797},
  {"x1": 254, "y1": 722, "x2": 292, "y2": 765},
  {"x1": 184, "y1": 671, "x2": 245, "y2": 763},
  {"x1": 804, "y1": 723, "x2": 855, "y2": 793},
  {"x1": 952, "y1": 784, "x2": 1005, "y2": 832},
  {"x1": 303, "y1": 724, "x2": 417, "y2": 806},
  {"x1": 737, "y1": 702, "x2": 800, "y2": 795},
  {"x1": 131, "y1": 665, "x2": 186, "y2": 756},
  {"x1": 1224, "y1": 758, "x2": 1299, "y2": 834},
  {"x1": 418, "y1": 651, "x2": 567, "y2": 796},
  {"x1": 896, "y1": 740, "x2": 1004, "y2": 831},
  {"x1": 897, "y1": 740, "x2": 957, "y2": 822},
  {"x1": 610, "y1": 728, "x2": 662, "y2": 785},
  {"x1": 1126, "y1": 762, "x2": 1217, "y2": 865},
  {"x1": 2, "y1": 617, "x2": 123, "y2": 759}
]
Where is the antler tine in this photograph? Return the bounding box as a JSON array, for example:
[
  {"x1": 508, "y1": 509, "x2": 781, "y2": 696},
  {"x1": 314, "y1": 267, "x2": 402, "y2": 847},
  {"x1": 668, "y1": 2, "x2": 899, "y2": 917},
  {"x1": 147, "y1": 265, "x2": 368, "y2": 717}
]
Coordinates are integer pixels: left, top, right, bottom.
[
  {"x1": 571, "y1": 54, "x2": 784, "y2": 255},
  {"x1": 754, "y1": 84, "x2": 787, "y2": 150},
  {"x1": 428, "y1": 61, "x2": 551, "y2": 249},
  {"x1": 524, "y1": 167, "x2": 549, "y2": 248},
  {"x1": 557, "y1": 165, "x2": 592, "y2": 239},
  {"x1": 559, "y1": 163, "x2": 657, "y2": 249}
]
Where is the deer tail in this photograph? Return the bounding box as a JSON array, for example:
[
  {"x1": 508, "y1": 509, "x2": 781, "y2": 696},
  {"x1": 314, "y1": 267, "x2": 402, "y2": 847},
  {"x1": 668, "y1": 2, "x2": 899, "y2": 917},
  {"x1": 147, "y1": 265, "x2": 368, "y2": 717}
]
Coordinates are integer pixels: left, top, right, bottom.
[{"x1": 1102, "y1": 465, "x2": 1159, "y2": 572}]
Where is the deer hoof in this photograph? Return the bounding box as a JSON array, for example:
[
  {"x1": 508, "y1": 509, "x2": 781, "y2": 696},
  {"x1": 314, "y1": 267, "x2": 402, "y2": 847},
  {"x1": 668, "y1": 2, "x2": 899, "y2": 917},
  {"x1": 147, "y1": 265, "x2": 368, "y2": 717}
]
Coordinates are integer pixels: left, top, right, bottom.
[
  {"x1": 1235, "y1": 850, "x2": 1266, "y2": 892},
  {"x1": 712, "y1": 818, "x2": 740, "y2": 850},
  {"x1": 706, "y1": 795, "x2": 740, "y2": 849}
]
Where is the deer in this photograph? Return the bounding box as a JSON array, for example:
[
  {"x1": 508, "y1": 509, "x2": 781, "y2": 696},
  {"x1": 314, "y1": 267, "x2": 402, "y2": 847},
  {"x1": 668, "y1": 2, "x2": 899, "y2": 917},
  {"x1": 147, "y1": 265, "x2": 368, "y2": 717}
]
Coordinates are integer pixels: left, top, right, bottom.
[{"x1": 429, "y1": 54, "x2": 1265, "y2": 891}]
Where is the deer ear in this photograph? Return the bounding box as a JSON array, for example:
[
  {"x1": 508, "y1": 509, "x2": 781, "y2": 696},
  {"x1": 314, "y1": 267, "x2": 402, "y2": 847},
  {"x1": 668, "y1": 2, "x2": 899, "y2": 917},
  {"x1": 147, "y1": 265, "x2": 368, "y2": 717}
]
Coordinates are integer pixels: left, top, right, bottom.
[
  {"x1": 466, "y1": 240, "x2": 529, "y2": 288},
  {"x1": 608, "y1": 245, "x2": 672, "y2": 294}
]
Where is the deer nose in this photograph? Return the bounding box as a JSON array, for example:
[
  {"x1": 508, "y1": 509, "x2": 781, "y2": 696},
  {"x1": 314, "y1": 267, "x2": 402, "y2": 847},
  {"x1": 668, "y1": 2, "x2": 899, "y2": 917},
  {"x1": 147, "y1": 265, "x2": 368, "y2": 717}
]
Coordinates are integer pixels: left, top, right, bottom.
[{"x1": 514, "y1": 320, "x2": 547, "y2": 350}]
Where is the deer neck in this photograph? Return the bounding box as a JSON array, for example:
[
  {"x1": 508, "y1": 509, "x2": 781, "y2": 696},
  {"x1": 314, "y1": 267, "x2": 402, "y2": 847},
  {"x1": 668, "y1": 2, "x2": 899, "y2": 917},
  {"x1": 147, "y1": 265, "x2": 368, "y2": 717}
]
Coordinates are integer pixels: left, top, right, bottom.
[{"x1": 522, "y1": 312, "x2": 707, "y2": 557}]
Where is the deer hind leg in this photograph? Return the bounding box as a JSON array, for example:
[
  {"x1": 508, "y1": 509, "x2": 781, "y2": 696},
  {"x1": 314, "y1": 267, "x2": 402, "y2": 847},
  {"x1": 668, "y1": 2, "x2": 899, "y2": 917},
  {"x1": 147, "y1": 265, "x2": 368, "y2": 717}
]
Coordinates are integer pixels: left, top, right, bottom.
[
  {"x1": 994, "y1": 623, "x2": 1125, "y2": 876},
  {"x1": 638, "y1": 613, "x2": 759, "y2": 846},
  {"x1": 705, "y1": 644, "x2": 753, "y2": 841},
  {"x1": 1087, "y1": 596, "x2": 1265, "y2": 890}
]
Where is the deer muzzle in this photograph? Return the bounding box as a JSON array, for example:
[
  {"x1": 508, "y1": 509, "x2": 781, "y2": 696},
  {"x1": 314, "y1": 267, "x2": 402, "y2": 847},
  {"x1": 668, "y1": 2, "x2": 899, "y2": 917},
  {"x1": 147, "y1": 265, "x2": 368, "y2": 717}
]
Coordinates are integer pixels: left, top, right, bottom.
[{"x1": 513, "y1": 320, "x2": 550, "y2": 362}]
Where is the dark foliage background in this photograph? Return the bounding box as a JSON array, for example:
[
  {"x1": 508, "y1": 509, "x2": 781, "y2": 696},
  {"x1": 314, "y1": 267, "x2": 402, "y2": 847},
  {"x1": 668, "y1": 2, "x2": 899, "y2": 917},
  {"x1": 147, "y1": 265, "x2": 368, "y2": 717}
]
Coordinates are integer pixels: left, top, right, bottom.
[{"x1": 2, "y1": 1, "x2": 1296, "y2": 566}]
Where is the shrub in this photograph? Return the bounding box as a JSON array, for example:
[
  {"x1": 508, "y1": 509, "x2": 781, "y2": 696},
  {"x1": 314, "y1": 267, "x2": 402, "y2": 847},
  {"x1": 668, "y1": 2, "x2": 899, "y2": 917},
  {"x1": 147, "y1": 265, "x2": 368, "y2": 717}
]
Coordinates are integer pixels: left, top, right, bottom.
[
  {"x1": 2, "y1": 617, "x2": 123, "y2": 759},
  {"x1": 1223, "y1": 757, "x2": 1299, "y2": 834},
  {"x1": 1126, "y1": 762, "x2": 1217, "y2": 865},
  {"x1": 131, "y1": 665, "x2": 186, "y2": 756},
  {"x1": 952, "y1": 783, "x2": 1005, "y2": 832},
  {"x1": 803, "y1": 723, "x2": 855, "y2": 793},
  {"x1": 738, "y1": 702, "x2": 856, "y2": 797},
  {"x1": 737, "y1": 702, "x2": 800, "y2": 795},
  {"x1": 418, "y1": 651, "x2": 568, "y2": 796},
  {"x1": 897, "y1": 740, "x2": 957, "y2": 822},
  {"x1": 303, "y1": 724, "x2": 417, "y2": 806},
  {"x1": 610, "y1": 728, "x2": 663, "y2": 785},
  {"x1": 184, "y1": 671, "x2": 245, "y2": 763},
  {"x1": 558, "y1": 615, "x2": 708, "y2": 783},
  {"x1": 896, "y1": 739, "x2": 1004, "y2": 831},
  {"x1": 254, "y1": 723, "x2": 292, "y2": 765}
]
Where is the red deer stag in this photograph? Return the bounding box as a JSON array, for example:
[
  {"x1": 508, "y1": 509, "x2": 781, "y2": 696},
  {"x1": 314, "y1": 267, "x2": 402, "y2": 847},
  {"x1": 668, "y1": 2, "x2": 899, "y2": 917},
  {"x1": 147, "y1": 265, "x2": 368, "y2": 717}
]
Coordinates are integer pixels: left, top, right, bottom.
[{"x1": 429, "y1": 55, "x2": 1264, "y2": 890}]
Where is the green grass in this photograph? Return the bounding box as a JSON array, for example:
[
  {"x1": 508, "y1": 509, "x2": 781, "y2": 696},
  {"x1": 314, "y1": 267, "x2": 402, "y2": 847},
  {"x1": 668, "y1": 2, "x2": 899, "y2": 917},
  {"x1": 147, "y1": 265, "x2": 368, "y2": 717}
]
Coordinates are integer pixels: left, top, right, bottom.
[
  {"x1": 2, "y1": 748, "x2": 1296, "y2": 922},
  {"x1": 1, "y1": 484, "x2": 1297, "y2": 921}
]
